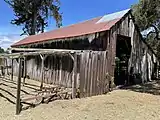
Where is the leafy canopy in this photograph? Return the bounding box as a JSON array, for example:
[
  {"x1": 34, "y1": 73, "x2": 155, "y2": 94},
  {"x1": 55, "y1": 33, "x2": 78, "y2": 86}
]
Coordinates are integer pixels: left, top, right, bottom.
[
  {"x1": 132, "y1": 0, "x2": 160, "y2": 58},
  {"x1": 5, "y1": 0, "x2": 62, "y2": 35}
]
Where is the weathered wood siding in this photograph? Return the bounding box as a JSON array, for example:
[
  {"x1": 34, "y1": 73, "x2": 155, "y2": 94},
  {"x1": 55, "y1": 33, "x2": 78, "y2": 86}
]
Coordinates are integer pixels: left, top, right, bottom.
[
  {"x1": 79, "y1": 51, "x2": 109, "y2": 97},
  {"x1": 10, "y1": 50, "x2": 111, "y2": 97},
  {"x1": 109, "y1": 13, "x2": 158, "y2": 83}
]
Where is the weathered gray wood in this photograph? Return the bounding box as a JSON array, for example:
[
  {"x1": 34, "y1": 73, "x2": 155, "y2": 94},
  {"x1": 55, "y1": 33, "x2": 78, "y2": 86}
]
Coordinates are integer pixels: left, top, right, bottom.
[
  {"x1": 10, "y1": 48, "x2": 90, "y2": 53},
  {"x1": 58, "y1": 55, "x2": 62, "y2": 85},
  {"x1": 66, "y1": 55, "x2": 71, "y2": 87},
  {"x1": 92, "y1": 54, "x2": 97, "y2": 96},
  {"x1": 16, "y1": 56, "x2": 22, "y2": 115},
  {"x1": 53, "y1": 55, "x2": 56, "y2": 85},
  {"x1": 72, "y1": 53, "x2": 77, "y2": 98},
  {"x1": 40, "y1": 54, "x2": 47, "y2": 90},
  {"x1": 86, "y1": 53, "x2": 90, "y2": 97},
  {"x1": 11, "y1": 58, "x2": 13, "y2": 81},
  {"x1": 79, "y1": 53, "x2": 85, "y2": 98},
  {"x1": 100, "y1": 52, "x2": 104, "y2": 93},
  {"x1": 102, "y1": 52, "x2": 107, "y2": 93},
  {"x1": 96, "y1": 53, "x2": 100, "y2": 95},
  {"x1": 5, "y1": 58, "x2": 9, "y2": 75},
  {"x1": 23, "y1": 57, "x2": 26, "y2": 85},
  {"x1": 84, "y1": 52, "x2": 89, "y2": 97},
  {"x1": 89, "y1": 52, "x2": 94, "y2": 96}
]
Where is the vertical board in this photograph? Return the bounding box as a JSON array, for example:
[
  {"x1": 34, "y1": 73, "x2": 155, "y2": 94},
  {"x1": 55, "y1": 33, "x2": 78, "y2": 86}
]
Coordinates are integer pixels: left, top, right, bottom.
[
  {"x1": 89, "y1": 52, "x2": 94, "y2": 96},
  {"x1": 79, "y1": 53, "x2": 85, "y2": 98},
  {"x1": 86, "y1": 52, "x2": 91, "y2": 97},
  {"x1": 72, "y1": 53, "x2": 77, "y2": 98}
]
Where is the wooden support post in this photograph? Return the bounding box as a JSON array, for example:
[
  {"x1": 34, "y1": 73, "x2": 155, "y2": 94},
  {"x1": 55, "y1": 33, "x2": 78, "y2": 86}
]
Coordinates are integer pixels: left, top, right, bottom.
[
  {"x1": 5, "y1": 58, "x2": 9, "y2": 75},
  {"x1": 23, "y1": 57, "x2": 26, "y2": 85},
  {"x1": 72, "y1": 53, "x2": 77, "y2": 99},
  {"x1": 11, "y1": 58, "x2": 13, "y2": 81},
  {"x1": 16, "y1": 54, "x2": 22, "y2": 115},
  {"x1": 40, "y1": 54, "x2": 47, "y2": 90}
]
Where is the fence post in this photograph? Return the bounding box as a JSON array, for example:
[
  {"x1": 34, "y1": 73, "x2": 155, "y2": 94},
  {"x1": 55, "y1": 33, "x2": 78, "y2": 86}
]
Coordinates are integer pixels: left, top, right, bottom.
[
  {"x1": 11, "y1": 57, "x2": 13, "y2": 81},
  {"x1": 16, "y1": 54, "x2": 22, "y2": 115},
  {"x1": 23, "y1": 57, "x2": 26, "y2": 85},
  {"x1": 40, "y1": 54, "x2": 47, "y2": 90}
]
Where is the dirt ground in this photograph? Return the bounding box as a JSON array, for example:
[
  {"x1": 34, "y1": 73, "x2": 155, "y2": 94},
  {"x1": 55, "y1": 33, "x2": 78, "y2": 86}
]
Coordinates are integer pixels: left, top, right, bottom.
[{"x1": 0, "y1": 76, "x2": 160, "y2": 120}]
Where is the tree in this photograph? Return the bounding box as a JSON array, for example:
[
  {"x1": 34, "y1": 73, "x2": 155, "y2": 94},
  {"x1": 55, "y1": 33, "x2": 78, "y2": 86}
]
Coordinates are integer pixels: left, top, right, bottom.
[
  {"x1": 5, "y1": 0, "x2": 62, "y2": 35},
  {"x1": 0, "y1": 47, "x2": 5, "y2": 53},
  {"x1": 132, "y1": 0, "x2": 160, "y2": 58}
]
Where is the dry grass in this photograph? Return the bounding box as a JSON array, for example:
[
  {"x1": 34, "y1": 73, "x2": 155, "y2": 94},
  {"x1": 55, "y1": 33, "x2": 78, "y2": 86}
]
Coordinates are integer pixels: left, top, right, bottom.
[{"x1": 0, "y1": 77, "x2": 160, "y2": 120}]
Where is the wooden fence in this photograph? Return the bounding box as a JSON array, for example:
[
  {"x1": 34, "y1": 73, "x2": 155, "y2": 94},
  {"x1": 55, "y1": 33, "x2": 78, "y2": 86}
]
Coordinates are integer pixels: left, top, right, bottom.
[
  {"x1": 5, "y1": 50, "x2": 113, "y2": 98},
  {"x1": 79, "y1": 51, "x2": 111, "y2": 98}
]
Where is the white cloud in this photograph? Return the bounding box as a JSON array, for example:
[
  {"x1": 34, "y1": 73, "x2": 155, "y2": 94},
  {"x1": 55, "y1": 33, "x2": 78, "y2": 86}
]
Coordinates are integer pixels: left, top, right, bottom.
[
  {"x1": 0, "y1": 26, "x2": 49, "y2": 50},
  {"x1": 0, "y1": 33, "x2": 26, "y2": 50}
]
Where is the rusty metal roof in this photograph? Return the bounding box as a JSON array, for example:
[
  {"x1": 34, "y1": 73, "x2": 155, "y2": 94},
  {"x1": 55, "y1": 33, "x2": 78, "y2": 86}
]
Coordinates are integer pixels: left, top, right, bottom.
[{"x1": 12, "y1": 9, "x2": 130, "y2": 47}]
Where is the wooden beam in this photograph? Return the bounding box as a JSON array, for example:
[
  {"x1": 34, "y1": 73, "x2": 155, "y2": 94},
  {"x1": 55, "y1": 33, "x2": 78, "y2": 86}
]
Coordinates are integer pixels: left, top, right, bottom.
[
  {"x1": 0, "y1": 49, "x2": 93, "y2": 59},
  {"x1": 23, "y1": 57, "x2": 26, "y2": 85},
  {"x1": 40, "y1": 54, "x2": 47, "y2": 90},
  {"x1": 5, "y1": 58, "x2": 9, "y2": 75},
  {"x1": 16, "y1": 55, "x2": 22, "y2": 115},
  {"x1": 10, "y1": 48, "x2": 87, "y2": 53}
]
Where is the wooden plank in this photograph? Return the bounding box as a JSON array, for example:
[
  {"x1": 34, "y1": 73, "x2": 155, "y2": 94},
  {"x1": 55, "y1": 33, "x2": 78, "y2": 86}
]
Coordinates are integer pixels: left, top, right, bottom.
[
  {"x1": 10, "y1": 48, "x2": 90, "y2": 53},
  {"x1": 23, "y1": 57, "x2": 26, "y2": 85},
  {"x1": 92, "y1": 53, "x2": 96, "y2": 96},
  {"x1": 53, "y1": 55, "x2": 56, "y2": 85},
  {"x1": 48, "y1": 57, "x2": 51, "y2": 84},
  {"x1": 99, "y1": 52, "x2": 103, "y2": 95},
  {"x1": 16, "y1": 56, "x2": 22, "y2": 115},
  {"x1": 79, "y1": 53, "x2": 85, "y2": 98},
  {"x1": 96, "y1": 53, "x2": 99, "y2": 95},
  {"x1": 90, "y1": 52, "x2": 94, "y2": 96},
  {"x1": 40, "y1": 54, "x2": 47, "y2": 90},
  {"x1": 102, "y1": 52, "x2": 106, "y2": 94},
  {"x1": 5, "y1": 58, "x2": 9, "y2": 75},
  {"x1": 55, "y1": 56, "x2": 58, "y2": 85},
  {"x1": 101, "y1": 52, "x2": 106, "y2": 93},
  {"x1": 50, "y1": 56, "x2": 54, "y2": 84},
  {"x1": 87, "y1": 52, "x2": 92, "y2": 97},
  {"x1": 99, "y1": 51, "x2": 102, "y2": 95},
  {"x1": 11, "y1": 58, "x2": 13, "y2": 81},
  {"x1": 105, "y1": 52, "x2": 109, "y2": 93},
  {"x1": 72, "y1": 53, "x2": 77, "y2": 99},
  {"x1": 84, "y1": 52, "x2": 89, "y2": 97},
  {"x1": 97, "y1": 52, "x2": 100, "y2": 95},
  {"x1": 66, "y1": 55, "x2": 71, "y2": 87},
  {"x1": 59, "y1": 55, "x2": 62, "y2": 85}
]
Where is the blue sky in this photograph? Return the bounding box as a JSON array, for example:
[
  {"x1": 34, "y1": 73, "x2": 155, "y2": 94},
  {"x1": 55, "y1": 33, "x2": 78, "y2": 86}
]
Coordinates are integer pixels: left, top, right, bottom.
[{"x1": 0, "y1": 0, "x2": 138, "y2": 49}]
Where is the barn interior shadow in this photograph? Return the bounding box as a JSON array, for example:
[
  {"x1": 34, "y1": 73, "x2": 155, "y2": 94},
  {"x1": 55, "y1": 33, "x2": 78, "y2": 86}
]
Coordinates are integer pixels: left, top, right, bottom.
[{"x1": 121, "y1": 80, "x2": 160, "y2": 95}]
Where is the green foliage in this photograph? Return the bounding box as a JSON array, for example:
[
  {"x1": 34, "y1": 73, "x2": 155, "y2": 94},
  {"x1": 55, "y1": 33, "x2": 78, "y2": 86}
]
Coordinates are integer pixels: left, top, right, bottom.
[
  {"x1": 4, "y1": 0, "x2": 62, "y2": 35},
  {"x1": 132, "y1": 0, "x2": 160, "y2": 31},
  {"x1": 0, "y1": 47, "x2": 5, "y2": 53},
  {"x1": 132, "y1": 0, "x2": 160, "y2": 59}
]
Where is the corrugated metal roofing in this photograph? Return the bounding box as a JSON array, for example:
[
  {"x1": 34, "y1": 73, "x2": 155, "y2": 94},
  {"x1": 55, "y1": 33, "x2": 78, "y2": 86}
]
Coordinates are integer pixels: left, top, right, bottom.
[{"x1": 12, "y1": 9, "x2": 130, "y2": 47}]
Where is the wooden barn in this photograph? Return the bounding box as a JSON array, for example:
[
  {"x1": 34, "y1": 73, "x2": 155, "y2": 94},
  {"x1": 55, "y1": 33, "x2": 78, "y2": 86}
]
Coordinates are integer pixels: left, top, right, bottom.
[{"x1": 9, "y1": 9, "x2": 158, "y2": 97}]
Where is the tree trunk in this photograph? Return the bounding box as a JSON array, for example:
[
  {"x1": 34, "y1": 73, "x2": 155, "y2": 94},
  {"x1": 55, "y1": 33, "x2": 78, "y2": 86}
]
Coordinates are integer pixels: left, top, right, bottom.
[{"x1": 30, "y1": 1, "x2": 37, "y2": 35}]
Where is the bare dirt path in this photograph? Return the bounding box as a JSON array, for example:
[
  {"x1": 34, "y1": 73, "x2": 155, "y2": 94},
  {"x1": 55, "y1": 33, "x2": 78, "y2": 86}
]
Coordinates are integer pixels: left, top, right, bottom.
[{"x1": 0, "y1": 77, "x2": 160, "y2": 120}]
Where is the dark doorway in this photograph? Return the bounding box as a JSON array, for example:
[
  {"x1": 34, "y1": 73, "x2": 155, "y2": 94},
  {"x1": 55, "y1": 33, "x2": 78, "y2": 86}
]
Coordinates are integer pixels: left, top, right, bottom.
[{"x1": 114, "y1": 35, "x2": 131, "y2": 86}]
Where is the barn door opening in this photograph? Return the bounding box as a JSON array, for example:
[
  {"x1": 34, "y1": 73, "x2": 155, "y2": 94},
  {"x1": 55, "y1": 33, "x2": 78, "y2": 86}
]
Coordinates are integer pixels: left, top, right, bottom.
[{"x1": 114, "y1": 35, "x2": 131, "y2": 86}]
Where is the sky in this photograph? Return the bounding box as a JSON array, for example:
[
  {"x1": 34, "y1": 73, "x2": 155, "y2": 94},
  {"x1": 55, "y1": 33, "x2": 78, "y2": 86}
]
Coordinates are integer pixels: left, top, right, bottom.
[{"x1": 0, "y1": 0, "x2": 138, "y2": 49}]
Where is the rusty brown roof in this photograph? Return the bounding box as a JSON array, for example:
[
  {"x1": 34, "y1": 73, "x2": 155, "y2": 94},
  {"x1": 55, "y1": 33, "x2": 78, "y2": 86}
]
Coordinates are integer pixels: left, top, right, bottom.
[{"x1": 12, "y1": 9, "x2": 130, "y2": 47}]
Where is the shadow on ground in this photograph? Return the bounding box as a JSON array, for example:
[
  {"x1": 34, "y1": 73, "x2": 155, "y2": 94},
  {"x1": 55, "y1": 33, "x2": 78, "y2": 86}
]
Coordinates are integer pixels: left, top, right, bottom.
[{"x1": 122, "y1": 80, "x2": 160, "y2": 95}]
